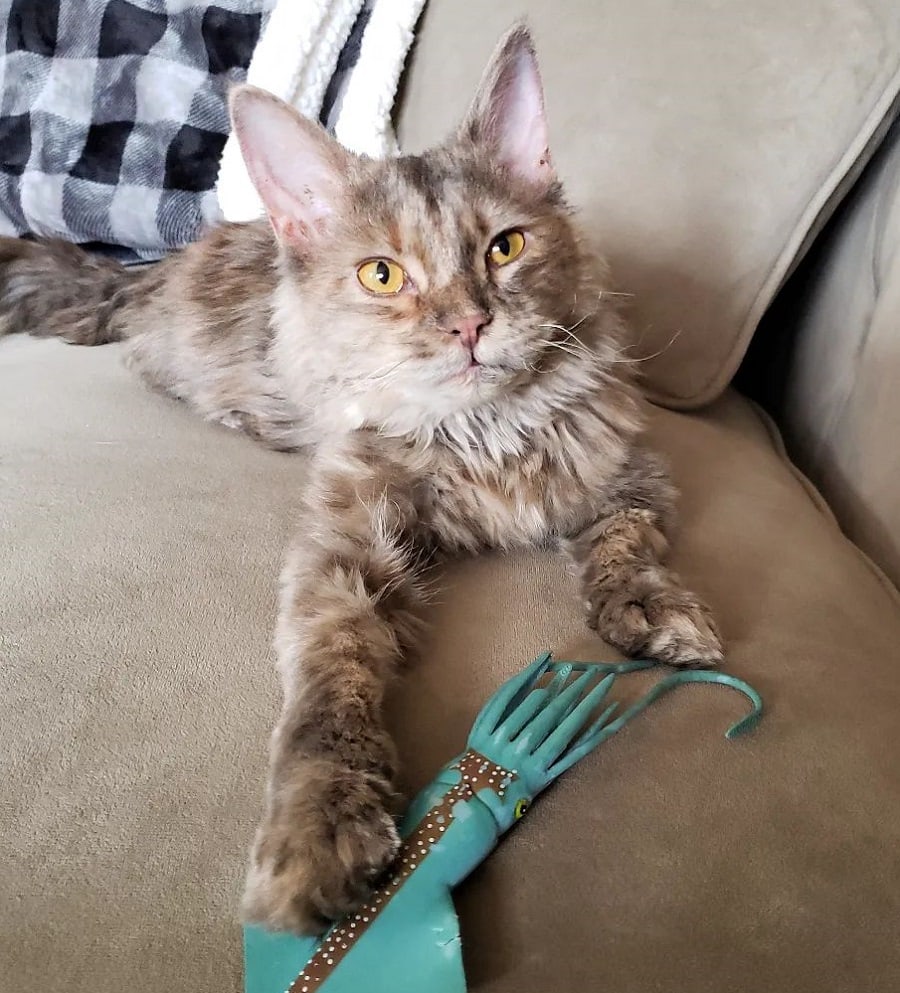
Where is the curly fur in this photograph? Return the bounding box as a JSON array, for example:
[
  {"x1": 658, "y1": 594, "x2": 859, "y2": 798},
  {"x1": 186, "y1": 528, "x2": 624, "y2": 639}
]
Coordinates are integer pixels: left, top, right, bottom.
[{"x1": 0, "y1": 24, "x2": 723, "y2": 934}]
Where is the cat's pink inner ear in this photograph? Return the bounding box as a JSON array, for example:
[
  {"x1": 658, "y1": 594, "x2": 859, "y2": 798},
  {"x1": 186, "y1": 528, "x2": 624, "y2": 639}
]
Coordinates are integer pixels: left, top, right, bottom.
[
  {"x1": 468, "y1": 26, "x2": 554, "y2": 187},
  {"x1": 229, "y1": 85, "x2": 346, "y2": 244}
]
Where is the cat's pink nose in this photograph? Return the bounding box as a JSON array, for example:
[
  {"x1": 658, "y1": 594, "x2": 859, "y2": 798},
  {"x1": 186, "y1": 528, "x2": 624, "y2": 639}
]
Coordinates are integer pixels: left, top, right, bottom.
[{"x1": 451, "y1": 312, "x2": 491, "y2": 350}]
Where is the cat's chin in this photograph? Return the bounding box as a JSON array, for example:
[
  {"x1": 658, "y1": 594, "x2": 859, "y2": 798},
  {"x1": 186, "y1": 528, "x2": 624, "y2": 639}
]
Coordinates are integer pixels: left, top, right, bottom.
[
  {"x1": 448, "y1": 361, "x2": 485, "y2": 384},
  {"x1": 444, "y1": 358, "x2": 519, "y2": 390}
]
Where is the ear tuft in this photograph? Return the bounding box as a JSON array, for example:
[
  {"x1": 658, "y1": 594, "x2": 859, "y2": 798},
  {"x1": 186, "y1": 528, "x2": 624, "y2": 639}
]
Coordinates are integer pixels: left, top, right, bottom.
[
  {"x1": 228, "y1": 85, "x2": 351, "y2": 245},
  {"x1": 463, "y1": 24, "x2": 554, "y2": 188}
]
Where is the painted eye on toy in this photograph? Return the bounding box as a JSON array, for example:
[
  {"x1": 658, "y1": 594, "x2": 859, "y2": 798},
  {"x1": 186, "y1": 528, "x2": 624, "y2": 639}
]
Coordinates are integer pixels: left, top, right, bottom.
[
  {"x1": 514, "y1": 798, "x2": 531, "y2": 820},
  {"x1": 488, "y1": 229, "x2": 526, "y2": 267},
  {"x1": 357, "y1": 258, "x2": 405, "y2": 294}
]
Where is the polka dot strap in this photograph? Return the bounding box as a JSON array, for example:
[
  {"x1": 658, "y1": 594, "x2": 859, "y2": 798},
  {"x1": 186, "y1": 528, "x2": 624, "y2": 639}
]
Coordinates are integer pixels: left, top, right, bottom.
[{"x1": 287, "y1": 751, "x2": 516, "y2": 991}]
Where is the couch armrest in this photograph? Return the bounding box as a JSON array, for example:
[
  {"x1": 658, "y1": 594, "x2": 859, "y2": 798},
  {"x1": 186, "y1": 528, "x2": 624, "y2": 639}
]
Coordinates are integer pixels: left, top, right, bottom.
[{"x1": 744, "y1": 117, "x2": 900, "y2": 587}]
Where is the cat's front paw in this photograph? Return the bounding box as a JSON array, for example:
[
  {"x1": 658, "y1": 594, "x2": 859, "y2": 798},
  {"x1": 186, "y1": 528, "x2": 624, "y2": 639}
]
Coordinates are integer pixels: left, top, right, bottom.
[
  {"x1": 242, "y1": 759, "x2": 400, "y2": 935},
  {"x1": 587, "y1": 571, "x2": 724, "y2": 668}
]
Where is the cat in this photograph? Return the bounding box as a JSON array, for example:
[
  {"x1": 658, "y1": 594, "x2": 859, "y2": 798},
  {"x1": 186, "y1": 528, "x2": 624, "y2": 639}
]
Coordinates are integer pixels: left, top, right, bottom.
[{"x1": 0, "y1": 25, "x2": 722, "y2": 934}]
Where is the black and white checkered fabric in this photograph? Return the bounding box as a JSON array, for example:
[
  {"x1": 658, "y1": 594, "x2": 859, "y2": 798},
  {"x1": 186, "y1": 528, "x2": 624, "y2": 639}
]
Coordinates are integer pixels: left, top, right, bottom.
[{"x1": 0, "y1": 0, "x2": 275, "y2": 261}]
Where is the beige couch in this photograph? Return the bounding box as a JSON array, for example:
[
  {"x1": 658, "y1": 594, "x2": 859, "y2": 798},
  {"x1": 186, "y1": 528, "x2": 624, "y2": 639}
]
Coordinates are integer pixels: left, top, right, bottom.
[{"x1": 3, "y1": 2, "x2": 900, "y2": 991}]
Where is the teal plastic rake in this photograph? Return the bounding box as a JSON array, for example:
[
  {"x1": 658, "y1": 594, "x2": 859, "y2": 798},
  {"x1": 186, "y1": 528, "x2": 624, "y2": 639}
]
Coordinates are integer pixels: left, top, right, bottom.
[{"x1": 244, "y1": 653, "x2": 762, "y2": 993}]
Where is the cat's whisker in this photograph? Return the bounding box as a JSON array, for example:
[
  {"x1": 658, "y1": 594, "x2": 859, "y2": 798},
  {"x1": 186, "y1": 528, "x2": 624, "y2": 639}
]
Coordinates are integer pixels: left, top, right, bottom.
[
  {"x1": 534, "y1": 333, "x2": 594, "y2": 364},
  {"x1": 609, "y1": 329, "x2": 682, "y2": 365},
  {"x1": 367, "y1": 361, "x2": 406, "y2": 381},
  {"x1": 538, "y1": 339, "x2": 586, "y2": 363},
  {"x1": 535, "y1": 313, "x2": 599, "y2": 363},
  {"x1": 556, "y1": 342, "x2": 592, "y2": 362},
  {"x1": 536, "y1": 311, "x2": 595, "y2": 337},
  {"x1": 557, "y1": 330, "x2": 594, "y2": 358},
  {"x1": 365, "y1": 357, "x2": 414, "y2": 384},
  {"x1": 567, "y1": 311, "x2": 594, "y2": 332},
  {"x1": 522, "y1": 358, "x2": 549, "y2": 375}
]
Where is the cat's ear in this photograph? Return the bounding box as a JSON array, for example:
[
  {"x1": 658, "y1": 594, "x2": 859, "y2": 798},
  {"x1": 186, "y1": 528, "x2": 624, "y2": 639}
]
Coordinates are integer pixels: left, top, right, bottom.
[
  {"x1": 462, "y1": 24, "x2": 554, "y2": 188},
  {"x1": 228, "y1": 85, "x2": 350, "y2": 245}
]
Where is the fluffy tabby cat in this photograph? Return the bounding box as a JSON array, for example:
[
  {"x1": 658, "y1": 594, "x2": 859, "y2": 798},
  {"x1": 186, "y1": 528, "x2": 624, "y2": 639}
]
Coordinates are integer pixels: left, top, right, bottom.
[{"x1": 0, "y1": 27, "x2": 722, "y2": 933}]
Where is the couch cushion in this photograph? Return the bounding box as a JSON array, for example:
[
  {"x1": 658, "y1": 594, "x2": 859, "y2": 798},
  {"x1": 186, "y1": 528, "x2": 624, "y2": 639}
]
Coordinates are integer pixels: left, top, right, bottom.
[
  {"x1": 2, "y1": 335, "x2": 900, "y2": 992},
  {"x1": 395, "y1": 0, "x2": 900, "y2": 408}
]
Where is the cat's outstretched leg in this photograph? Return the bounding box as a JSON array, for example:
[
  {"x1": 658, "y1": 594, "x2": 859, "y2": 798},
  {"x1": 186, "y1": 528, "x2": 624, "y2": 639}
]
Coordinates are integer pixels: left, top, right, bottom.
[
  {"x1": 563, "y1": 450, "x2": 723, "y2": 668},
  {"x1": 242, "y1": 438, "x2": 428, "y2": 934}
]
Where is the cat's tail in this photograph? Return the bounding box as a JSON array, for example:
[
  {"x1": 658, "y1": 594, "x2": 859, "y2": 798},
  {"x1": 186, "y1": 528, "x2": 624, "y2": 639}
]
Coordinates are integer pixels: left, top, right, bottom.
[{"x1": 0, "y1": 236, "x2": 142, "y2": 345}]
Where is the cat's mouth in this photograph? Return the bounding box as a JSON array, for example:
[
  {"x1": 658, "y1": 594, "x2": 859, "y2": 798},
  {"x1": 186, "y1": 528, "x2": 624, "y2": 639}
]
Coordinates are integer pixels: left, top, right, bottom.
[
  {"x1": 443, "y1": 347, "x2": 519, "y2": 387},
  {"x1": 449, "y1": 356, "x2": 484, "y2": 382}
]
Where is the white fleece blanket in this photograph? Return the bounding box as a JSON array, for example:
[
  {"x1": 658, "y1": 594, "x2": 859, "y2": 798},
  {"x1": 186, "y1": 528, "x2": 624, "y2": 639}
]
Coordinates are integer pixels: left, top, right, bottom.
[{"x1": 216, "y1": 0, "x2": 427, "y2": 223}]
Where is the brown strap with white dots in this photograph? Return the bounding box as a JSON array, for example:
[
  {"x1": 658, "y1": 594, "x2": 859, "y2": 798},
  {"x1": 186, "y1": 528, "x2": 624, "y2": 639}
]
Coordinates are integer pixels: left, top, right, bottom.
[{"x1": 287, "y1": 751, "x2": 516, "y2": 992}]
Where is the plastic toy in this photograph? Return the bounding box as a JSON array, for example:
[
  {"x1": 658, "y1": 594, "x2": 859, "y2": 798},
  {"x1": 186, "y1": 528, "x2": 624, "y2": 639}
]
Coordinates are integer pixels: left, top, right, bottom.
[{"x1": 244, "y1": 653, "x2": 763, "y2": 993}]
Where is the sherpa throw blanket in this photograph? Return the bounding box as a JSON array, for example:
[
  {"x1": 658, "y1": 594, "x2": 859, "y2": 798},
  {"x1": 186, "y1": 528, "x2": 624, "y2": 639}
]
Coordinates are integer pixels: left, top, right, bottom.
[{"x1": 0, "y1": 0, "x2": 426, "y2": 260}]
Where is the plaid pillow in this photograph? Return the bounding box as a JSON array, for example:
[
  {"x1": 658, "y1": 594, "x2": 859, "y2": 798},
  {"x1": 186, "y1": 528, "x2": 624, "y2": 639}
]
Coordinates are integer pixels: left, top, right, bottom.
[{"x1": 0, "y1": 0, "x2": 275, "y2": 260}]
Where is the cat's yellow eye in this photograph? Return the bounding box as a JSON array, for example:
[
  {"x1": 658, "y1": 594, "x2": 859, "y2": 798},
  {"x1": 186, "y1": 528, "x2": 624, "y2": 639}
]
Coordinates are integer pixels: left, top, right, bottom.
[
  {"x1": 357, "y1": 259, "x2": 405, "y2": 295},
  {"x1": 488, "y1": 229, "x2": 526, "y2": 267}
]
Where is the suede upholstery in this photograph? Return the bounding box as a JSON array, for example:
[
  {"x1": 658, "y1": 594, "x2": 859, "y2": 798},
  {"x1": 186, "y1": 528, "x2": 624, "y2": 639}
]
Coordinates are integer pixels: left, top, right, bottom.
[
  {"x1": 3, "y1": 337, "x2": 899, "y2": 992},
  {"x1": 397, "y1": 0, "x2": 900, "y2": 408},
  {"x1": 5, "y1": 2, "x2": 900, "y2": 989},
  {"x1": 757, "y1": 116, "x2": 900, "y2": 588}
]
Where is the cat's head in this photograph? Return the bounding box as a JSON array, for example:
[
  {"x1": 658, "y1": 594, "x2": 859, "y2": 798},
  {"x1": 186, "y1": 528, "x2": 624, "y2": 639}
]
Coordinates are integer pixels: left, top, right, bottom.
[{"x1": 230, "y1": 25, "x2": 613, "y2": 436}]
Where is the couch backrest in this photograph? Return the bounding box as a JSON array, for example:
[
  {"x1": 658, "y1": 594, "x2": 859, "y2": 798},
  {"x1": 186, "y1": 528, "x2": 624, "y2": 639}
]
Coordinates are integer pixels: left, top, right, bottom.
[{"x1": 395, "y1": 0, "x2": 900, "y2": 409}]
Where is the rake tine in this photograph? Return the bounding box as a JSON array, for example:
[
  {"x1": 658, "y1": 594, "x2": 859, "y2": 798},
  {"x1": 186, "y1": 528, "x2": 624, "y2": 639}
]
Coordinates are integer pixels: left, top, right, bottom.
[
  {"x1": 547, "y1": 716, "x2": 620, "y2": 776},
  {"x1": 544, "y1": 664, "x2": 574, "y2": 699},
  {"x1": 556, "y1": 674, "x2": 598, "y2": 725},
  {"x1": 515, "y1": 668, "x2": 600, "y2": 754},
  {"x1": 533, "y1": 674, "x2": 617, "y2": 765},
  {"x1": 501, "y1": 669, "x2": 570, "y2": 741},
  {"x1": 470, "y1": 652, "x2": 552, "y2": 740},
  {"x1": 726, "y1": 709, "x2": 761, "y2": 740},
  {"x1": 495, "y1": 680, "x2": 556, "y2": 741},
  {"x1": 549, "y1": 668, "x2": 764, "y2": 775},
  {"x1": 494, "y1": 662, "x2": 573, "y2": 741},
  {"x1": 590, "y1": 670, "x2": 764, "y2": 743},
  {"x1": 568, "y1": 701, "x2": 620, "y2": 751}
]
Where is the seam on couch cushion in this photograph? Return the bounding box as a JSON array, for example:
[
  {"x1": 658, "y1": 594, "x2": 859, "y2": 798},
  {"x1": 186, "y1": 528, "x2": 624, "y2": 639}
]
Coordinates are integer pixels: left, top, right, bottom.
[
  {"x1": 393, "y1": 1, "x2": 900, "y2": 412},
  {"x1": 664, "y1": 74, "x2": 900, "y2": 410},
  {"x1": 747, "y1": 396, "x2": 900, "y2": 607}
]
